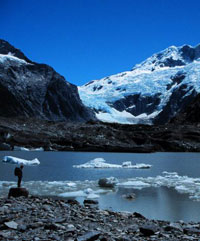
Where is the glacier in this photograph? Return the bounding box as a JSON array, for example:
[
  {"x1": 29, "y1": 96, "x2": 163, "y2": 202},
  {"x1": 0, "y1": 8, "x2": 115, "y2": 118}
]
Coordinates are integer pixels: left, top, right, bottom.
[{"x1": 79, "y1": 44, "x2": 200, "y2": 124}]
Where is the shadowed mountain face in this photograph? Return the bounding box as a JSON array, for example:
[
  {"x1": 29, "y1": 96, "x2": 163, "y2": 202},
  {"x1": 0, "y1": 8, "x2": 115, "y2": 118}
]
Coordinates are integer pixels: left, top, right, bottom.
[
  {"x1": 171, "y1": 93, "x2": 200, "y2": 124},
  {"x1": 0, "y1": 40, "x2": 96, "y2": 122},
  {"x1": 79, "y1": 44, "x2": 200, "y2": 125}
]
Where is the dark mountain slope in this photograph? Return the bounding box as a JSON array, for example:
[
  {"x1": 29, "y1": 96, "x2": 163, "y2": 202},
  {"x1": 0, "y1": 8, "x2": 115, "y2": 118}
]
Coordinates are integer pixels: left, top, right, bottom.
[{"x1": 0, "y1": 39, "x2": 95, "y2": 122}]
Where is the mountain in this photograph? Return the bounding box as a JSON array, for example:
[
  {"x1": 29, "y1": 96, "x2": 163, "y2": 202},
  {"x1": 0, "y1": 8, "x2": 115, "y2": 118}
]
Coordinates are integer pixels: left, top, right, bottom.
[
  {"x1": 0, "y1": 39, "x2": 96, "y2": 122},
  {"x1": 79, "y1": 44, "x2": 200, "y2": 124}
]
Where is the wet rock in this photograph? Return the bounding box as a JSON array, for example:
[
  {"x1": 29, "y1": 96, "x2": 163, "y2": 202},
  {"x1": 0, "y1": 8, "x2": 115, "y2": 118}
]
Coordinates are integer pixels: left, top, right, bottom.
[
  {"x1": 67, "y1": 199, "x2": 80, "y2": 205},
  {"x1": 98, "y1": 177, "x2": 118, "y2": 188},
  {"x1": 139, "y1": 224, "x2": 157, "y2": 236},
  {"x1": 133, "y1": 212, "x2": 146, "y2": 219},
  {"x1": 122, "y1": 193, "x2": 135, "y2": 200},
  {"x1": 8, "y1": 188, "x2": 29, "y2": 198},
  {"x1": 164, "y1": 222, "x2": 183, "y2": 232},
  {"x1": 83, "y1": 199, "x2": 98, "y2": 205}
]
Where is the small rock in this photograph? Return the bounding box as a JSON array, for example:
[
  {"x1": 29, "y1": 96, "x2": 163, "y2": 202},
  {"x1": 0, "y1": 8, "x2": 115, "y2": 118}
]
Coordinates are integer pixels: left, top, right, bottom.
[
  {"x1": 4, "y1": 221, "x2": 18, "y2": 230},
  {"x1": 184, "y1": 227, "x2": 200, "y2": 235},
  {"x1": 84, "y1": 199, "x2": 98, "y2": 205},
  {"x1": 164, "y1": 222, "x2": 183, "y2": 232},
  {"x1": 139, "y1": 225, "x2": 157, "y2": 236},
  {"x1": 17, "y1": 224, "x2": 27, "y2": 232},
  {"x1": 122, "y1": 193, "x2": 135, "y2": 200},
  {"x1": 77, "y1": 231, "x2": 101, "y2": 241}
]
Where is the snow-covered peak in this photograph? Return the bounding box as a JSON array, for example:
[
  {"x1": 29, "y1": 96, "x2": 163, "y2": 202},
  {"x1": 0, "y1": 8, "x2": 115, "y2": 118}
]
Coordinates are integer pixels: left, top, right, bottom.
[{"x1": 131, "y1": 44, "x2": 200, "y2": 73}]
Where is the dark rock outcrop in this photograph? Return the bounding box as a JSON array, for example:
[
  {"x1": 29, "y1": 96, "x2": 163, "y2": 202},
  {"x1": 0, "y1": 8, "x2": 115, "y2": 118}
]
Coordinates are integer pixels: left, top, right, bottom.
[
  {"x1": 0, "y1": 39, "x2": 95, "y2": 122},
  {"x1": 8, "y1": 188, "x2": 29, "y2": 198},
  {"x1": 171, "y1": 93, "x2": 200, "y2": 124}
]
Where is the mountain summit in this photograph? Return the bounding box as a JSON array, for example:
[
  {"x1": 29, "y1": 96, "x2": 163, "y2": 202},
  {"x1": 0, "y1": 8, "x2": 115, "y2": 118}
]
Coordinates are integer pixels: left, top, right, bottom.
[
  {"x1": 0, "y1": 39, "x2": 95, "y2": 122},
  {"x1": 79, "y1": 44, "x2": 200, "y2": 124}
]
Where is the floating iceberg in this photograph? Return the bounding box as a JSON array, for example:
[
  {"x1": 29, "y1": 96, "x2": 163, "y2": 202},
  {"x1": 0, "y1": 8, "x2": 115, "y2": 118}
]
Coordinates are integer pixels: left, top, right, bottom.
[
  {"x1": 2, "y1": 156, "x2": 40, "y2": 166},
  {"x1": 13, "y1": 146, "x2": 44, "y2": 151},
  {"x1": 73, "y1": 158, "x2": 152, "y2": 169}
]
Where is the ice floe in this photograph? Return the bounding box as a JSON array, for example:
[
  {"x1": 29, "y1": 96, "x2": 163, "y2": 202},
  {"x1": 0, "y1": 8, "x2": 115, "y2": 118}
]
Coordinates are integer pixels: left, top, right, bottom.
[
  {"x1": 1, "y1": 172, "x2": 200, "y2": 202},
  {"x1": 2, "y1": 156, "x2": 40, "y2": 166},
  {"x1": 73, "y1": 158, "x2": 152, "y2": 169}
]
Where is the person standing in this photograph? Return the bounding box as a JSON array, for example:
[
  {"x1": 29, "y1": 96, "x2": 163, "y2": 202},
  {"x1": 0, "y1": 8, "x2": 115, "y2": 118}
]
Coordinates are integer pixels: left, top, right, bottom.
[{"x1": 14, "y1": 165, "x2": 24, "y2": 188}]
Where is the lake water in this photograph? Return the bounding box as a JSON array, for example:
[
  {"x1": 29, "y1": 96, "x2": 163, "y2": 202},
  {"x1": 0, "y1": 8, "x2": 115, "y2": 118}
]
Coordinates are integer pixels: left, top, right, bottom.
[{"x1": 1, "y1": 151, "x2": 200, "y2": 222}]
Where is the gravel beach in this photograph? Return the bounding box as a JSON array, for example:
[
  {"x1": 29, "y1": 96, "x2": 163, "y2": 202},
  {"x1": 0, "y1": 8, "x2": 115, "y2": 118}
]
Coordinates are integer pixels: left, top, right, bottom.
[{"x1": 0, "y1": 196, "x2": 200, "y2": 240}]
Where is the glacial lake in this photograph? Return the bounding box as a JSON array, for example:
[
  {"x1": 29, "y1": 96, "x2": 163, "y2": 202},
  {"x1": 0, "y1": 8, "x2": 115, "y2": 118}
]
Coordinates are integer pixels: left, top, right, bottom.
[{"x1": 1, "y1": 151, "x2": 200, "y2": 222}]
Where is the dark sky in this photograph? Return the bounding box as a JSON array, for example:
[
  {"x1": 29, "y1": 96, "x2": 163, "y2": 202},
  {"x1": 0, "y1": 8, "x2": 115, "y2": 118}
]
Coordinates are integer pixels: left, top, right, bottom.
[{"x1": 1, "y1": 0, "x2": 200, "y2": 85}]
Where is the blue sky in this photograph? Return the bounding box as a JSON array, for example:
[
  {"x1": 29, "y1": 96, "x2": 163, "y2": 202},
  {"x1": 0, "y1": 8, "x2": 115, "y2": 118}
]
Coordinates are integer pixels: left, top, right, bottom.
[{"x1": 1, "y1": 0, "x2": 200, "y2": 85}]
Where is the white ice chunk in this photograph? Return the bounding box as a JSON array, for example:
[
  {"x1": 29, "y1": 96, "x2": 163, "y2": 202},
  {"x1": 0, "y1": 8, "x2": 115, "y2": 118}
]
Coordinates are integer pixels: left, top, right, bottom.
[
  {"x1": 118, "y1": 180, "x2": 151, "y2": 189},
  {"x1": 13, "y1": 146, "x2": 30, "y2": 151},
  {"x1": 58, "y1": 188, "x2": 99, "y2": 199},
  {"x1": 2, "y1": 156, "x2": 40, "y2": 166},
  {"x1": 73, "y1": 158, "x2": 151, "y2": 169}
]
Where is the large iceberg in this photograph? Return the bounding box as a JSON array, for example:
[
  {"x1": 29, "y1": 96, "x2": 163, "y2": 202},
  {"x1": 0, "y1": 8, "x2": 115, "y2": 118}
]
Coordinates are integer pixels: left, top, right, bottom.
[
  {"x1": 73, "y1": 158, "x2": 151, "y2": 169},
  {"x1": 2, "y1": 156, "x2": 40, "y2": 166}
]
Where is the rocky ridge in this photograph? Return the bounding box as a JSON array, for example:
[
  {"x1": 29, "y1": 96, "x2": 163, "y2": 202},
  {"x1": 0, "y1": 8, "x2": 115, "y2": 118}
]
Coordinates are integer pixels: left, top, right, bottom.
[
  {"x1": 0, "y1": 117, "x2": 200, "y2": 152},
  {"x1": 0, "y1": 196, "x2": 200, "y2": 241}
]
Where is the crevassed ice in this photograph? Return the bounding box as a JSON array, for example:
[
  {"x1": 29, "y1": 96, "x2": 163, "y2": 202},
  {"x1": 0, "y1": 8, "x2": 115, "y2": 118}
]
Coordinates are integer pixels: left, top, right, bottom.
[{"x1": 79, "y1": 59, "x2": 200, "y2": 124}]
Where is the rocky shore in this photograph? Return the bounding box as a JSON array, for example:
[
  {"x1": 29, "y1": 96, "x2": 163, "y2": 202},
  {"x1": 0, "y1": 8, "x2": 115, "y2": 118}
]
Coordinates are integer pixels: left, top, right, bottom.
[
  {"x1": 0, "y1": 196, "x2": 200, "y2": 241},
  {"x1": 1, "y1": 117, "x2": 200, "y2": 153}
]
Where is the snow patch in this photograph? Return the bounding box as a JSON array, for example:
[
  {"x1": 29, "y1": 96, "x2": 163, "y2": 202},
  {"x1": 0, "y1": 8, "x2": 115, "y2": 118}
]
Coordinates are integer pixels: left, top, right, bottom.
[{"x1": 0, "y1": 54, "x2": 28, "y2": 65}]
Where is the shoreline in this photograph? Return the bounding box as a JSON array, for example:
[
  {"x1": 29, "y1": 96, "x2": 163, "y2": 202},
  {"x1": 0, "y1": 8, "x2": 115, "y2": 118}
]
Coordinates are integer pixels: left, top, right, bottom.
[
  {"x1": 0, "y1": 117, "x2": 200, "y2": 153},
  {"x1": 0, "y1": 196, "x2": 200, "y2": 240}
]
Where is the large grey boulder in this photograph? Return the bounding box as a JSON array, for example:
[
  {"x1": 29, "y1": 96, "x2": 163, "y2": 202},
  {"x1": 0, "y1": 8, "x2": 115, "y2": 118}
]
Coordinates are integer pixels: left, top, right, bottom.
[{"x1": 98, "y1": 177, "x2": 118, "y2": 188}]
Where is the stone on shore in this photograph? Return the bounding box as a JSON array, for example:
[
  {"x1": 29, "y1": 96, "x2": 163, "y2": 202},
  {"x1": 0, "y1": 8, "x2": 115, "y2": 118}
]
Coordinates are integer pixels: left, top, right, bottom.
[{"x1": 8, "y1": 188, "x2": 29, "y2": 198}]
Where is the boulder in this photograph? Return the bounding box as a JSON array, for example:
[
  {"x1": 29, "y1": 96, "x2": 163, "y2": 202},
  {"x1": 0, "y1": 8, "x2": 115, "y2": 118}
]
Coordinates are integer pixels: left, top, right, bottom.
[
  {"x1": 8, "y1": 188, "x2": 29, "y2": 198},
  {"x1": 98, "y1": 177, "x2": 118, "y2": 188}
]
